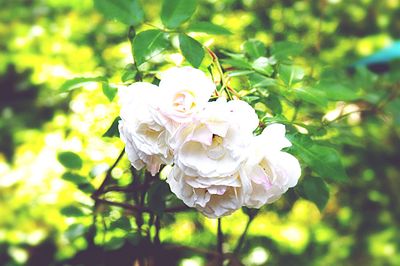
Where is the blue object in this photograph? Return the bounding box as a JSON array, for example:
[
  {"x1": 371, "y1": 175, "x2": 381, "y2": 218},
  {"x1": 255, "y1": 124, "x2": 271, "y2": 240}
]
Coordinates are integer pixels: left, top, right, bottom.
[{"x1": 353, "y1": 41, "x2": 400, "y2": 67}]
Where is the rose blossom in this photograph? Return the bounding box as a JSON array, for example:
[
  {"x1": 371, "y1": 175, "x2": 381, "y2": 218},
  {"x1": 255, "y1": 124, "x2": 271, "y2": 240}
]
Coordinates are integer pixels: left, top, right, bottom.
[
  {"x1": 118, "y1": 82, "x2": 172, "y2": 176},
  {"x1": 241, "y1": 124, "x2": 301, "y2": 208},
  {"x1": 167, "y1": 166, "x2": 244, "y2": 218},
  {"x1": 117, "y1": 66, "x2": 302, "y2": 218},
  {"x1": 153, "y1": 67, "x2": 216, "y2": 133},
  {"x1": 172, "y1": 98, "x2": 259, "y2": 179}
]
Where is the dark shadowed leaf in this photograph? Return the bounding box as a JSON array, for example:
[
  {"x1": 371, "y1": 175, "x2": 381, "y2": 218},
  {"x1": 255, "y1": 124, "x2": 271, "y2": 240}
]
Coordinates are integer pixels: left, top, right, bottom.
[
  {"x1": 61, "y1": 205, "x2": 85, "y2": 217},
  {"x1": 127, "y1": 232, "x2": 141, "y2": 246},
  {"x1": 110, "y1": 217, "x2": 132, "y2": 231},
  {"x1": 103, "y1": 117, "x2": 121, "y2": 138},
  {"x1": 179, "y1": 33, "x2": 204, "y2": 68},
  {"x1": 265, "y1": 94, "x2": 282, "y2": 114},
  {"x1": 133, "y1": 30, "x2": 169, "y2": 66},
  {"x1": 298, "y1": 176, "x2": 330, "y2": 212},
  {"x1": 187, "y1": 21, "x2": 232, "y2": 35},
  {"x1": 57, "y1": 152, "x2": 83, "y2": 170},
  {"x1": 94, "y1": 0, "x2": 144, "y2": 26},
  {"x1": 77, "y1": 183, "x2": 96, "y2": 194},
  {"x1": 161, "y1": 0, "x2": 197, "y2": 29},
  {"x1": 147, "y1": 180, "x2": 171, "y2": 214},
  {"x1": 104, "y1": 237, "x2": 125, "y2": 250},
  {"x1": 62, "y1": 172, "x2": 88, "y2": 185}
]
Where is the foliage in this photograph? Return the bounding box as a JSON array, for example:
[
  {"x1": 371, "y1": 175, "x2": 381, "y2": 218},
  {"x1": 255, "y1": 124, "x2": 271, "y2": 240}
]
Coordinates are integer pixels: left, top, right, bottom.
[{"x1": 0, "y1": 0, "x2": 400, "y2": 265}]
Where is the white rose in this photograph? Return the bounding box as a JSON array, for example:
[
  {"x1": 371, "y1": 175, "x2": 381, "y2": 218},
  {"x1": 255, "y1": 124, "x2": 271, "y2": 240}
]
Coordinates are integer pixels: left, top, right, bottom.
[
  {"x1": 167, "y1": 166, "x2": 244, "y2": 218},
  {"x1": 173, "y1": 98, "x2": 259, "y2": 179},
  {"x1": 241, "y1": 124, "x2": 301, "y2": 208},
  {"x1": 154, "y1": 67, "x2": 216, "y2": 132},
  {"x1": 118, "y1": 82, "x2": 172, "y2": 176}
]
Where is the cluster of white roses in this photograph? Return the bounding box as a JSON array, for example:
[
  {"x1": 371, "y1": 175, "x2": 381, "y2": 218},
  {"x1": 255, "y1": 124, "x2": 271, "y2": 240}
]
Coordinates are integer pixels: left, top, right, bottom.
[{"x1": 118, "y1": 67, "x2": 301, "y2": 218}]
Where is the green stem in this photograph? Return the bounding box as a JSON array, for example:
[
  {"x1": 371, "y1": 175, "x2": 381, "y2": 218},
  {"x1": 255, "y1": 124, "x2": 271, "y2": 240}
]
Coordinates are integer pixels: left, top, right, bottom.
[
  {"x1": 233, "y1": 214, "x2": 256, "y2": 254},
  {"x1": 217, "y1": 218, "x2": 224, "y2": 265}
]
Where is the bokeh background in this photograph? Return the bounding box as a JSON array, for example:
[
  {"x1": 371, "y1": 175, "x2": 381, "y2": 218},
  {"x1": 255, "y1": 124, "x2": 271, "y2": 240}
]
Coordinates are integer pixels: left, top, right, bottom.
[{"x1": 1, "y1": 0, "x2": 400, "y2": 265}]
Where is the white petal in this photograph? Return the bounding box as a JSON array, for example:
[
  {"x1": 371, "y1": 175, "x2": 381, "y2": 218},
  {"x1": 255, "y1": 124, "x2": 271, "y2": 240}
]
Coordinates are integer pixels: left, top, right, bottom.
[{"x1": 257, "y1": 124, "x2": 292, "y2": 151}]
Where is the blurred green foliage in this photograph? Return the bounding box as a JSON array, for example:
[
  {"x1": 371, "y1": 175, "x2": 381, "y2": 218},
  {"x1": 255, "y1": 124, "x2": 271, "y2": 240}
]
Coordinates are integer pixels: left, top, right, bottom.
[{"x1": 0, "y1": 0, "x2": 400, "y2": 265}]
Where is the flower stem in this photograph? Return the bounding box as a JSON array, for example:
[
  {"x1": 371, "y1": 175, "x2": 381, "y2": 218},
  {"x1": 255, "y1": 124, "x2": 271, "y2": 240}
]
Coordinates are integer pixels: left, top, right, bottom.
[
  {"x1": 207, "y1": 48, "x2": 238, "y2": 100},
  {"x1": 233, "y1": 214, "x2": 256, "y2": 254},
  {"x1": 217, "y1": 218, "x2": 224, "y2": 265}
]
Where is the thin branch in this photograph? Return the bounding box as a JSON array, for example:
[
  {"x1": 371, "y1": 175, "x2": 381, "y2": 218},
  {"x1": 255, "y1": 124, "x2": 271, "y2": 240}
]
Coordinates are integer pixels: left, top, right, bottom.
[
  {"x1": 128, "y1": 26, "x2": 143, "y2": 82},
  {"x1": 206, "y1": 47, "x2": 238, "y2": 100},
  {"x1": 102, "y1": 183, "x2": 149, "y2": 194},
  {"x1": 92, "y1": 149, "x2": 125, "y2": 199},
  {"x1": 154, "y1": 215, "x2": 161, "y2": 246},
  {"x1": 233, "y1": 214, "x2": 256, "y2": 254},
  {"x1": 93, "y1": 198, "x2": 192, "y2": 214},
  {"x1": 165, "y1": 205, "x2": 192, "y2": 213},
  {"x1": 94, "y1": 198, "x2": 149, "y2": 213}
]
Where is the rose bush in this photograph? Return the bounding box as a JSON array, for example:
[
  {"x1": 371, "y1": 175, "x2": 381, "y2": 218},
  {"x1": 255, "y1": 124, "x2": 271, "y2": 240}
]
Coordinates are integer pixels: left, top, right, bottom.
[{"x1": 118, "y1": 67, "x2": 301, "y2": 218}]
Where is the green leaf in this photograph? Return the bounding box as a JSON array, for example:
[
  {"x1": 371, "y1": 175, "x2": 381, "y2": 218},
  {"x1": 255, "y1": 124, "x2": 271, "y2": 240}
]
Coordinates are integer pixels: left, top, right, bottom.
[
  {"x1": 127, "y1": 232, "x2": 141, "y2": 246},
  {"x1": 298, "y1": 176, "x2": 330, "y2": 212},
  {"x1": 271, "y1": 41, "x2": 304, "y2": 59},
  {"x1": 317, "y1": 68, "x2": 360, "y2": 101},
  {"x1": 77, "y1": 183, "x2": 96, "y2": 194},
  {"x1": 265, "y1": 94, "x2": 282, "y2": 115},
  {"x1": 133, "y1": 29, "x2": 169, "y2": 66},
  {"x1": 57, "y1": 152, "x2": 83, "y2": 170},
  {"x1": 62, "y1": 172, "x2": 88, "y2": 185},
  {"x1": 161, "y1": 0, "x2": 197, "y2": 29},
  {"x1": 187, "y1": 21, "x2": 232, "y2": 35},
  {"x1": 147, "y1": 180, "x2": 170, "y2": 214},
  {"x1": 290, "y1": 135, "x2": 348, "y2": 181},
  {"x1": 252, "y1": 57, "x2": 274, "y2": 76},
  {"x1": 385, "y1": 98, "x2": 400, "y2": 126},
  {"x1": 222, "y1": 59, "x2": 252, "y2": 69},
  {"x1": 61, "y1": 205, "x2": 85, "y2": 217},
  {"x1": 94, "y1": 0, "x2": 144, "y2": 26},
  {"x1": 121, "y1": 64, "x2": 137, "y2": 83},
  {"x1": 102, "y1": 82, "x2": 117, "y2": 102},
  {"x1": 227, "y1": 70, "x2": 255, "y2": 77},
  {"x1": 317, "y1": 81, "x2": 360, "y2": 101},
  {"x1": 104, "y1": 236, "x2": 125, "y2": 250},
  {"x1": 262, "y1": 114, "x2": 289, "y2": 124},
  {"x1": 279, "y1": 64, "x2": 305, "y2": 86},
  {"x1": 249, "y1": 73, "x2": 278, "y2": 88},
  {"x1": 103, "y1": 117, "x2": 121, "y2": 138},
  {"x1": 65, "y1": 224, "x2": 86, "y2": 241},
  {"x1": 179, "y1": 33, "x2": 204, "y2": 68},
  {"x1": 243, "y1": 39, "x2": 266, "y2": 59},
  {"x1": 110, "y1": 217, "x2": 132, "y2": 231},
  {"x1": 294, "y1": 87, "x2": 328, "y2": 107},
  {"x1": 60, "y1": 77, "x2": 106, "y2": 92}
]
